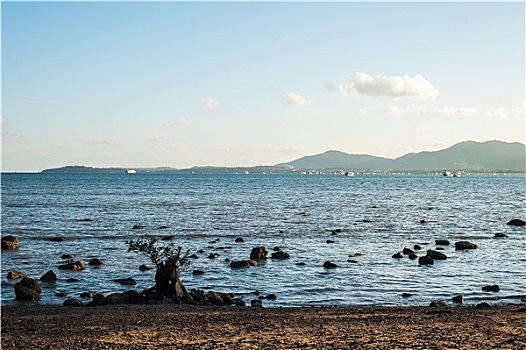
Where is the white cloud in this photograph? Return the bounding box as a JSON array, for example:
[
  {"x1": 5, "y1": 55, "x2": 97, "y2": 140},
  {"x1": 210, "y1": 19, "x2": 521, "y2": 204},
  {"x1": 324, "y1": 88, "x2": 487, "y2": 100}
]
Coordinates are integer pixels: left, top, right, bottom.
[
  {"x1": 284, "y1": 92, "x2": 308, "y2": 107},
  {"x1": 486, "y1": 107, "x2": 507, "y2": 119},
  {"x1": 384, "y1": 105, "x2": 425, "y2": 117},
  {"x1": 335, "y1": 73, "x2": 439, "y2": 100},
  {"x1": 166, "y1": 118, "x2": 192, "y2": 126},
  {"x1": 433, "y1": 106, "x2": 478, "y2": 117},
  {"x1": 202, "y1": 97, "x2": 219, "y2": 111}
]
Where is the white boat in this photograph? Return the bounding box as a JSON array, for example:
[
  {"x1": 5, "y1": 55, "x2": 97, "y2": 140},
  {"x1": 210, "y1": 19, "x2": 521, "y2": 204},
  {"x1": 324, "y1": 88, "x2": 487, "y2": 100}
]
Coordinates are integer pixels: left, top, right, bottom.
[
  {"x1": 125, "y1": 169, "x2": 137, "y2": 174},
  {"x1": 345, "y1": 171, "x2": 355, "y2": 177}
]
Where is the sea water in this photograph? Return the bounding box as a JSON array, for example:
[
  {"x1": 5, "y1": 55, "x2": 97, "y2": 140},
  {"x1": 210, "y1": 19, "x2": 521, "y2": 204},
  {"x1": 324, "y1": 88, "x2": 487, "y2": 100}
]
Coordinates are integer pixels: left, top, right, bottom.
[{"x1": 1, "y1": 173, "x2": 525, "y2": 306}]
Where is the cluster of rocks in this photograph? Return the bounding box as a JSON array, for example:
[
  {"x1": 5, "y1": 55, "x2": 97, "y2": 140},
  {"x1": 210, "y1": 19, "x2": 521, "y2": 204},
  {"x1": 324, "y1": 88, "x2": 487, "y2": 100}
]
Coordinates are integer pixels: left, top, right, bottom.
[
  {"x1": 62, "y1": 287, "x2": 246, "y2": 308},
  {"x1": 392, "y1": 238, "x2": 479, "y2": 265}
]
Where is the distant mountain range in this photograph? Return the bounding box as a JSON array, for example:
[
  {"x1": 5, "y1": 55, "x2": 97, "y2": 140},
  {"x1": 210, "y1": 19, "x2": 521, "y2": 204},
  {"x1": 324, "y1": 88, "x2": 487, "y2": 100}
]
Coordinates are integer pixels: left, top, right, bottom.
[
  {"x1": 279, "y1": 140, "x2": 525, "y2": 172},
  {"x1": 41, "y1": 140, "x2": 525, "y2": 174}
]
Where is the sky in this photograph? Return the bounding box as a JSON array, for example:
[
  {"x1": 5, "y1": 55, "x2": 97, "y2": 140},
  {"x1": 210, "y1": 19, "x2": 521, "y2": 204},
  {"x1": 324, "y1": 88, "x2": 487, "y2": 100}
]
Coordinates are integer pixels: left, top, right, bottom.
[{"x1": 2, "y1": 1, "x2": 525, "y2": 172}]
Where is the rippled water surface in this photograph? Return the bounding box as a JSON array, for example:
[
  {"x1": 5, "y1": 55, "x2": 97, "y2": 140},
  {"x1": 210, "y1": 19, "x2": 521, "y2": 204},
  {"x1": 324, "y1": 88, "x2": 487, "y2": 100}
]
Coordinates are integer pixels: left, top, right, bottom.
[{"x1": 1, "y1": 173, "x2": 525, "y2": 306}]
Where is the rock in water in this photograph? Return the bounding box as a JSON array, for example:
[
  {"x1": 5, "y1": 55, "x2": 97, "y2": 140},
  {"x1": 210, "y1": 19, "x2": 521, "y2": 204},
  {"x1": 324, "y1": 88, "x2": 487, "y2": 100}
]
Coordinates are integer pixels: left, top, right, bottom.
[
  {"x1": 455, "y1": 241, "x2": 478, "y2": 250},
  {"x1": 323, "y1": 261, "x2": 337, "y2": 269},
  {"x1": 418, "y1": 256, "x2": 434, "y2": 265},
  {"x1": 426, "y1": 250, "x2": 447, "y2": 260},
  {"x1": 58, "y1": 260, "x2": 86, "y2": 271},
  {"x1": 482, "y1": 284, "x2": 500, "y2": 292},
  {"x1": 507, "y1": 219, "x2": 525, "y2": 226},
  {"x1": 271, "y1": 251, "x2": 290, "y2": 260},
  {"x1": 250, "y1": 247, "x2": 267, "y2": 261},
  {"x1": 7, "y1": 270, "x2": 26, "y2": 280},
  {"x1": 1, "y1": 235, "x2": 19, "y2": 250},
  {"x1": 40, "y1": 270, "x2": 57, "y2": 281},
  {"x1": 14, "y1": 277, "x2": 41, "y2": 301}
]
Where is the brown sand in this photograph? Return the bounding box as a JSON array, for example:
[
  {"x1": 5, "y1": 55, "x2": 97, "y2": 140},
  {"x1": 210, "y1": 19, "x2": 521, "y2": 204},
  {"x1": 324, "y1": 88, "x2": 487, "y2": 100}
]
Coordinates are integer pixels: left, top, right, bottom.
[{"x1": 1, "y1": 304, "x2": 525, "y2": 349}]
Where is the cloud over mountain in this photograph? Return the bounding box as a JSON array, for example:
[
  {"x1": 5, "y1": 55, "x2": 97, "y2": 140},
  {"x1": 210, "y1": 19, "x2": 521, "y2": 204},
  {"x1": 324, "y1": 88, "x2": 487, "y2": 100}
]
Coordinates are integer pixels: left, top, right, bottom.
[{"x1": 336, "y1": 73, "x2": 439, "y2": 100}]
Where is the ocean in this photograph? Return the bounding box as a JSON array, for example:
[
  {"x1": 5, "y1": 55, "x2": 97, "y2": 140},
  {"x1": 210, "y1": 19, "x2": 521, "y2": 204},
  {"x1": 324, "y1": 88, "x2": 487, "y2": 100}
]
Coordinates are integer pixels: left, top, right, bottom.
[{"x1": 1, "y1": 172, "x2": 525, "y2": 307}]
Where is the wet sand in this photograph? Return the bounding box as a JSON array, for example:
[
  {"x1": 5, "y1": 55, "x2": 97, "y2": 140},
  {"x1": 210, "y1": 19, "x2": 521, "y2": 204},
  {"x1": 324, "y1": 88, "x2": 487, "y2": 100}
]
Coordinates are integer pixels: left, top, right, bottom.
[{"x1": 2, "y1": 303, "x2": 525, "y2": 349}]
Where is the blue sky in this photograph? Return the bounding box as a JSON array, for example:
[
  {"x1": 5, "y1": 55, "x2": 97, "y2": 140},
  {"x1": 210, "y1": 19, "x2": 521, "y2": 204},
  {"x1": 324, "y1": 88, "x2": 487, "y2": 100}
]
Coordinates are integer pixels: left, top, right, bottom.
[{"x1": 2, "y1": 2, "x2": 524, "y2": 172}]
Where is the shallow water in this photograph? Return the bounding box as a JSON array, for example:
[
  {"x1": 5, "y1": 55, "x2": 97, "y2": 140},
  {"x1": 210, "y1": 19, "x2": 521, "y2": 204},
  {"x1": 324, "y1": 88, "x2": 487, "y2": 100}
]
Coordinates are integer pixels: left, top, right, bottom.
[{"x1": 1, "y1": 173, "x2": 525, "y2": 306}]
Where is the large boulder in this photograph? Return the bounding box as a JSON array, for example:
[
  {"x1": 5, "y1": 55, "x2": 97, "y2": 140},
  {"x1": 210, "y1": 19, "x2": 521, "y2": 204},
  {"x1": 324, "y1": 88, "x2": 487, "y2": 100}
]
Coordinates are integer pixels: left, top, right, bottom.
[
  {"x1": 63, "y1": 298, "x2": 84, "y2": 307},
  {"x1": 1, "y1": 236, "x2": 19, "y2": 250},
  {"x1": 113, "y1": 278, "x2": 136, "y2": 285},
  {"x1": 507, "y1": 219, "x2": 525, "y2": 226},
  {"x1": 455, "y1": 241, "x2": 478, "y2": 251},
  {"x1": 88, "y1": 258, "x2": 103, "y2": 266},
  {"x1": 14, "y1": 277, "x2": 41, "y2": 301},
  {"x1": 250, "y1": 247, "x2": 267, "y2": 261},
  {"x1": 58, "y1": 260, "x2": 86, "y2": 271},
  {"x1": 323, "y1": 261, "x2": 337, "y2": 269}
]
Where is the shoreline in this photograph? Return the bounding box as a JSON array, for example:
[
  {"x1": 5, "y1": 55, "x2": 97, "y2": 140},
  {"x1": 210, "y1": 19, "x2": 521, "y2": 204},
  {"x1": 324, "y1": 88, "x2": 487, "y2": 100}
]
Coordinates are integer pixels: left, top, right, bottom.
[{"x1": 2, "y1": 303, "x2": 525, "y2": 349}]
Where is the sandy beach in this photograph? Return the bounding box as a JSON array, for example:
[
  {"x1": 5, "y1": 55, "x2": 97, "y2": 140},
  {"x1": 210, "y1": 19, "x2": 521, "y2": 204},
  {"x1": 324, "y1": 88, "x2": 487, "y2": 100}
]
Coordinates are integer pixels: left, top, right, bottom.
[{"x1": 2, "y1": 303, "x2": 525, "y2": 349}]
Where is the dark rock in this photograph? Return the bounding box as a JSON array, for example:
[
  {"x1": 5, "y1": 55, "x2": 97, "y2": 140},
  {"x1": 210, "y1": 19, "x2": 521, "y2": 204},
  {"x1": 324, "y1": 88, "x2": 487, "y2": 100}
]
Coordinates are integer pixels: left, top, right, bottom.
[
  {"x1": 436, "y1": 247, "x2": 445, "y2": 250},
  {"x1": 452, "y1": 295, "x2": 464, "y2": 304},
  {"x1": 192, "y1": 270, "x2": 204, "y2": 275},
  {"x1": 14, "y1": 277, "x2": 41, "y2": 301},
  {"x1": 408, "y1": 253, "x2": 418, "y2": 260},
  {"x1": 63, "y1": 298, "x2": 84, "y2": 307},
  {"x1": 475, "y1": 302, "x2": 492, "y2": 309},
  {"x1": 77, "y1": 218, "x2": 93, "y2": 222},
  {"x1": 206, "y1": 292, "x2": 224, "y2": 305},
  {"x1": 426, "y1": 250, "x2": 447, "y2": 260},
  {"x1": 265, "y1": 294, "x2": 277, "y2": 300},
  {"x1": 419, "y1": 219, "x2": 427, "y2": 224},
  {"x1": 323, "y1": 261, "x2": 337, "y2": 269},
  {"x1": 161, "y1": 235, "x2": 175, "y2": 240},
  {"x1": 40, "y1": 270, "x2": 57, "y2": 281},
  {"x1": 230, "y1": 260, "x2": 252, "y2": 268},
  {"x1": 158, "y1": 226, "x2": 170, "y2": 230},
  {"x1": 392, "y1": 252, "x2": 403, "y2": 259},
  {"x1": 1, "y1": 235, "x2": 19, "y2": 250},
  {"x1": 251, "y1": 299, "x2": 263, "y2": 307},
  {"x1": 88, "y1": 258, "x2": 103, "y2": 266},
  {"x1": 61, "y1": 254, "x2": 73, "y2": 259},
  {"x1": 7, "y1": 270, "x2": 26, "y2": 279},
  {"x1": 189, "y1": 254, "x2": 199, "y2": 259},
  {"x1": 208, "y1": 253, "x2": 220, "y2": 259},
  {"x1": 494, "y1": 233, "x2": 508, "y2": 238},
  {"x1": 429, "y1": 300, "x2": 447, "y2": 307},
  {"x1": 250, "y1": 247, "x2": 267, "y2": 261},
  {"x1": 197, "y1": 249, "x2": 205, "y2": 253},
  {"x1": 248, "y1": 260, "x2": 258, "y2": 266},
  {"x1": 326, "y1": 239, "x2": 335, "y2": 244},
  {"x1": 455, "y1": 241, "x2": 478, "y2": 250},
  {"x1": 139, "y1": 264, "x2": 152, "y2": 271},
  {"x1": 273, "y1": 246, "x2": 281, "y2": 251},
  {"x1": 98, "y1": 292, "x2": 131, "y2": 305},
  {"x1": 80, "y1": 291, "x2": 96, "y2": 299},
  {"x1": 55, "y1": 291, "x2": 68, "y2": 297},
  {"x1": 234, "y1": 298, "x2": 246, "y2": 307},
  {"x1": 418, "y1": 256, "x2": 434, "y2": 265},
  {"x1": 252, "y1": 290, "x2": 260, "y2": 296},
  {"x1": 348, "y1": 259, "x2": 358, "y2": 263},
  {"x1": 435, "y1": 239, "x2": 450, "y2": 246},
  {"x1": 402, "y1": 293, "x2": 413, "y2": 298},
  {"x1": 271, "y1": 251, "x2": 290, "y2": 260},
  {"x1": 413, "y1": 244, "x2": 422, "y2": 250},
  {"x1": 131, "y1": 225, "x2": 144, "y2": 230},
  {"x1": 482, "y1": 284, "x2": 500, "y2": 292},
  {"x1": 66, "y1": 278, "x2": 79, "y2": 283},
  {"x1": 296, "y1": 262, "x2": 306, "y2": 266},
  {"x1": 113, "y1": 278, "x2": 136, "y2": 285},
  {"x1": 58, "y1": 260, "x2": 86, "y2": 271},
  {"x1": 402, "y1": 247, "x2": 415, "y2": 255},
  {"x1": 235, "y1": 237, "x2": 245, "y2": 243},
  {"x1": 51, "y1": 236, "x2": 67, "y2": 242},
  {"x1": 507, "y1": 219, "x2": 525, "y2": 226},
  {"x1": 224, "y1": 258, "x2": 230, "y2": 262}
]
